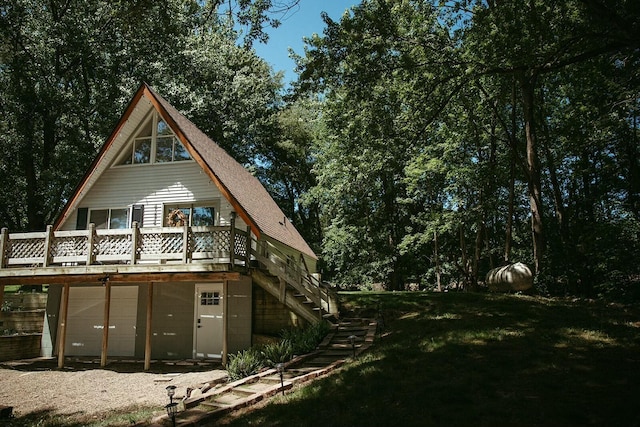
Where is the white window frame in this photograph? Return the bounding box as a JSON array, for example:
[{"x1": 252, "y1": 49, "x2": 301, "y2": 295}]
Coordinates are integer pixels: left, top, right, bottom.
[
  {"x1": 163, "y1": 202, "x2": 220, "y2": 227},
  {"x1": 88, "y1": 207, "x2": 131, "y2": 230},
  {"x1": 115, "y1": 111, "x2": 192, "y2": 166}
]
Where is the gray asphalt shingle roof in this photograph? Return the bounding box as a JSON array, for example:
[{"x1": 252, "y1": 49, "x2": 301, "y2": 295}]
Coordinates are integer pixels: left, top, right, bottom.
[{"x1": 147, "y1": 85, "x2": 317, "y2": 260}]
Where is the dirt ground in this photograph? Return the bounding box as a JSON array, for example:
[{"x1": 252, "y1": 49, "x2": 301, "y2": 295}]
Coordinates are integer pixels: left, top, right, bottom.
[{"x1": 0, "y1": 358, "x2": 228, "y2": 418}]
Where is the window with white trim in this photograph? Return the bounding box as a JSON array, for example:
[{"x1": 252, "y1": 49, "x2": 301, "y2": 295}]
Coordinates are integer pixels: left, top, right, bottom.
[
  {"x1": 118, "y1": 111, "x2": 191, "y2": 165},
  {"x1": 89, "y1": 208, "x2": 129, "y2": 229},
  {"x1": 165, "y1": 203, "x2": 217, "y2": 227}
]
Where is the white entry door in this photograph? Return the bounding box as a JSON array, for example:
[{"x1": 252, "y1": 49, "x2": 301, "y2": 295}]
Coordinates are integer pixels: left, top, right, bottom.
[{"x1": 194, "y1": 283, "x2": 224, "y2": 359}]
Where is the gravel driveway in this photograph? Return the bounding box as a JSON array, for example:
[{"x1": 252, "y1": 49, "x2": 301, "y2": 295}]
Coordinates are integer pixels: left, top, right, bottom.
[{"x1": 0, "y1": 358, "x2": 227, "y2": 418}]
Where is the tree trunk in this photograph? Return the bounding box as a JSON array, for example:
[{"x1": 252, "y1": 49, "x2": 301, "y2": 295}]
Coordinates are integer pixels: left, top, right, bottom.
[
  {"x1": 520, "y1": 73, "x2": 544, "y2": 275},
  {"x1": 434, "y1": 230, "x2": 442, "y2": 292},
  {"x1": 504, "y1": 78, "x2": 518, "y2": 264}
]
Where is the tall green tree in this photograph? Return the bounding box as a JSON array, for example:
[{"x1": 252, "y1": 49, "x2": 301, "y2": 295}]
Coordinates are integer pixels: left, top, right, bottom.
[
  {"x1": 297, "y1": 0, "x2": 640, "y2": 292},
  {"x1": 0, "y1": 0, "x2": 294, "y2": 231}
]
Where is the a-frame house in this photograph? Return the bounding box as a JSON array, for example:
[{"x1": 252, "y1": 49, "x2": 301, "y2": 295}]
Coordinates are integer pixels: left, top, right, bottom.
[{"x1": 0, "y1": 83, "x2": 334, "y2": 369}]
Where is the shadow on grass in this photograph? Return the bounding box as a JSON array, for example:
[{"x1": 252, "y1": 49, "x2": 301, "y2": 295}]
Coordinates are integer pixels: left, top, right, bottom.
[
  {"x1": 216, "y1": 292, "x2": 640, "y2": 427},
  {"x1": 4, "y1": 405, "x2": 158, "y2": 427},
  {"x1": 4, "y1": 408, "x2": 87, "y2": 427}
]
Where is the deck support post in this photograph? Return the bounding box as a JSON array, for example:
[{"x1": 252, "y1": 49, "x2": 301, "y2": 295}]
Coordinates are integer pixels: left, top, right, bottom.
[
  {"x1": 222, "y1": 281, "x2": 228, "y2": 366},
  {"x1": 57, "y1": 283, "x2": 70, "y2": 369},
  {"x1": 0, "y1": 285, "x2": 4, "y2": 313},
  {"x1": 144, "y1": 282, "x2": 153, "y2": 371},
  {"x1": 100, "y1": 278, "x2": 111, "y2": 367}
]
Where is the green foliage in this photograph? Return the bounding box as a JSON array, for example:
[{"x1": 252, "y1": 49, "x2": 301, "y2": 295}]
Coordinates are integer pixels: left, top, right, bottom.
[
  {"x1": 0, "y1": 0, "x2": 292, "y2": 232},
  {"x1": 281, "y1": 320, "x2": 330, "y2": 355},
  {"x1": 260, "y1": 339, "x2": 293, "y2": 367},
  {"x1": 218, "y1": 292, "x2": 640, "y2": 426},
  {"x1": 227, "y1": 322, "x2": 331, "y2": 381},
  {"x1": 296, "y1": 0, "x2": 640, "y2": 295},
  {"x1": 227, "y1": 347, "x2": 266, "y2": 381},
  {"x1": 5, "y1": 404, "x2": 156, "y2": 427}
]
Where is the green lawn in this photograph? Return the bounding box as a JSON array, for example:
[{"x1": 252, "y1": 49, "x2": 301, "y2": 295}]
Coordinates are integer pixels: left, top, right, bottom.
[{"x1": 215, "y1": 291, "x2": 640, "y2": 427}]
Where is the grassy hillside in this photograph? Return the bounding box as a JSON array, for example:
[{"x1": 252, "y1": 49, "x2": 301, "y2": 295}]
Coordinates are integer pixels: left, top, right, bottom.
[{"x1": 217, "y1": 292, "x2": 640, "y2": 426}]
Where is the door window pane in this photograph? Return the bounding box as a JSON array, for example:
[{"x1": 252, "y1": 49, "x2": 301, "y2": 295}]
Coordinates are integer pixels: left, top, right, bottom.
[{"x1": 200, "y1": 292, "x2": 220, "y2": 306}]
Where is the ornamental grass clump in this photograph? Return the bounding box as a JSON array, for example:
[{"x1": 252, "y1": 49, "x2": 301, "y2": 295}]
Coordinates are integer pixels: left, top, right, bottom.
[
  {"x1": 283, "y1": 321, "x2": 331, "y2": 355},
  {"x1": 226, "y1": 322, "x2": 331, "y2": 381},
  {"x1": 261, "y1": 339, "x2": 293, "y2": 367},
  {"x1": 227, "y1": 347, "x2": 265, "y2": 381}
]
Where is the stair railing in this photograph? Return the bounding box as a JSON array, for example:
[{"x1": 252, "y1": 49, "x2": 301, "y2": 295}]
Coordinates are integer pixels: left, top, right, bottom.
[{"x1": 249, "y1": 237, "x2": 328, "y2": 315}]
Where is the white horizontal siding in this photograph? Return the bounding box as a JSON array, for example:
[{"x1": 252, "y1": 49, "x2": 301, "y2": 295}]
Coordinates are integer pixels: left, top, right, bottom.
[{"x1": 60, "y1": 161, "x2": 246, "y2": 231}]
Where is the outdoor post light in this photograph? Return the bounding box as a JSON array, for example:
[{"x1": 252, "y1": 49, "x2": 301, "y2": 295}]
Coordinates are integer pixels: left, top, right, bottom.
[
  {"x1": 166, "y1": 385, "x2": 177, "y2": 404},
  {"x1": 348, "y1": 335, "x2": 357, "y2": 358},
  {"x1": 276, "y1": 363, "x2": 285, "y2": 396},
  {"x1": 165, "y1": 402, "x2": 178, "y2": 427},
  {"x1": 165, "y1": 385, "x2": 178, "y2": 427}
]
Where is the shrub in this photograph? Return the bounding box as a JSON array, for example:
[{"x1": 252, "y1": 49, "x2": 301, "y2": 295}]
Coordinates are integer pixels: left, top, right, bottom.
[
  {"x1": 227, "y1": 347, "x2": 265, "y2": 381},
  {"x1": 282, "y1": 321, "x2": 331, "y2": 355},
  {"x1": 261, "y1": 339, "x2": 293, "y2": 367},
  {"x1": 226, "y1": 321, "x2": 331, "y2": 381}
]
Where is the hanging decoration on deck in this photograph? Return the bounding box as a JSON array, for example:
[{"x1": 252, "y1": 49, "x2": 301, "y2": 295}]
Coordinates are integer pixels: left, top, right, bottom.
[{"x1": 166, "y1": 209, "x2": 188, "y2": 227}]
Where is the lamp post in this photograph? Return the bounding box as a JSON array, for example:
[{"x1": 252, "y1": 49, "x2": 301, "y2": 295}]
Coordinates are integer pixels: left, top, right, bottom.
[
  {"x1": 348, "y1": 335, "x2": 357, "y2": 358},
  {"x1": 166, "y1": 385, "x2": 176, "y2": 404},
  {"x1": 165, "y1": 402, "x2": 178, "y2": 427},
  {"x1": 165, "y1": 385, "x2": 178, "y2": 427},
  {"x1": 276, "y1": 363, "x2": 285, "y2": 396}
]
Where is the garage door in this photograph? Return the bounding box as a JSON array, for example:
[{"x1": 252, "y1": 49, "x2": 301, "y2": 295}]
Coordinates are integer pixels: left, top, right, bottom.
[{"x1": 64, "y1": 286, "x2": 138, "y2": 357}]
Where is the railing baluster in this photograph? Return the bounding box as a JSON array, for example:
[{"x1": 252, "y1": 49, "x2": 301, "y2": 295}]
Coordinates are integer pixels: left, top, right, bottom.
[
  {"x1": 182, "y1": 225, "x2": 190, "y2": 264},
  {"x1": 230, "y1": 216, "x2": 236, "y2": 266},
  {"x1": 87, "y1": 223, "x2": 96, "y2": 266},
  {"x1": 0, "y1": 228, "x2": 8, "y2": 269},
  {"x1": 43, "y1": 225, "x2": 53, "y2": 267},
  {"x1": 131, "y1": 222, "x2": 139, "y2": 265}
]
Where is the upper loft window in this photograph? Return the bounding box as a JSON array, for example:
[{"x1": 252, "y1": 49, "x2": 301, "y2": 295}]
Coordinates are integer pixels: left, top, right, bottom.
[{"x1": 118, "y1": 111, "x2": 191, "y2": 165}]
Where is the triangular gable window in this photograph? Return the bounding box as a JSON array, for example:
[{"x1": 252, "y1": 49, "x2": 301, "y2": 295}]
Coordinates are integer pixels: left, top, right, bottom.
[{"x1": 118, "y1": 111, "x2": 191, "y2": 165}]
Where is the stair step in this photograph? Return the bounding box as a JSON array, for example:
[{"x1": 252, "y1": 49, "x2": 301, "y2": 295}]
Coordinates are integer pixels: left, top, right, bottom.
[
  {"x1": 230, "y1": 387, "x2": 257, "y2": 396},
  {"x1": 211, "y1": 391, "x2": 253, "y2": 405},
  {"x1": 199, "y1": 401, "x2": 231, "y2": 410},
  {"x1": 236, "y1": 382, "x2": 278, "y2": 394}
]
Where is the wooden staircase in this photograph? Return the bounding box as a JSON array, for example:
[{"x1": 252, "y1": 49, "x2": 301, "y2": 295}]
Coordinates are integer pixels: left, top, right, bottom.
[
  {"x1": 248, "y1": 239, "x2": 338, "y2": 325},
  {"x1": 151, "y1": 319, "x2": 377, "y2": 426}
]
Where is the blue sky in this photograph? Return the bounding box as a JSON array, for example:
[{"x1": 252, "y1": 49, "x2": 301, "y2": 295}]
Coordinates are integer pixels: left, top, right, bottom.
[{"x1": 252, "y1": 0, "x2": 358, "y2": 85}]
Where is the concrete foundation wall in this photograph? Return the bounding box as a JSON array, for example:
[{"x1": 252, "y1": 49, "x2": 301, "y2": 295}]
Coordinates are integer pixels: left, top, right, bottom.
[{"x1": 252, "y1": 285, "x2": 307, "y2": 336}]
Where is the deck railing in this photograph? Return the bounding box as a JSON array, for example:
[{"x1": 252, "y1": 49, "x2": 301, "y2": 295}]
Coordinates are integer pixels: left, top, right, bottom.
[
  {"x1": 0, "y1": 223, "x2": 249, "y2": 268},
  {"x1": 0, "y1": 223, "x2": 333, "y2": 318}
]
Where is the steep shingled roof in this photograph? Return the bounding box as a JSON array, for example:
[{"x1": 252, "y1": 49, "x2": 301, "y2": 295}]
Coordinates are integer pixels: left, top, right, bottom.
[
  {"x1": 147, "y1": 86, "x2": 317, "y2": 258},
  {"x1": 54, "y1": 83, "x2": 316, "y2": 260},
  {"x1": 146, "y1": 85, "x2": 317, "y2": 259}
]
